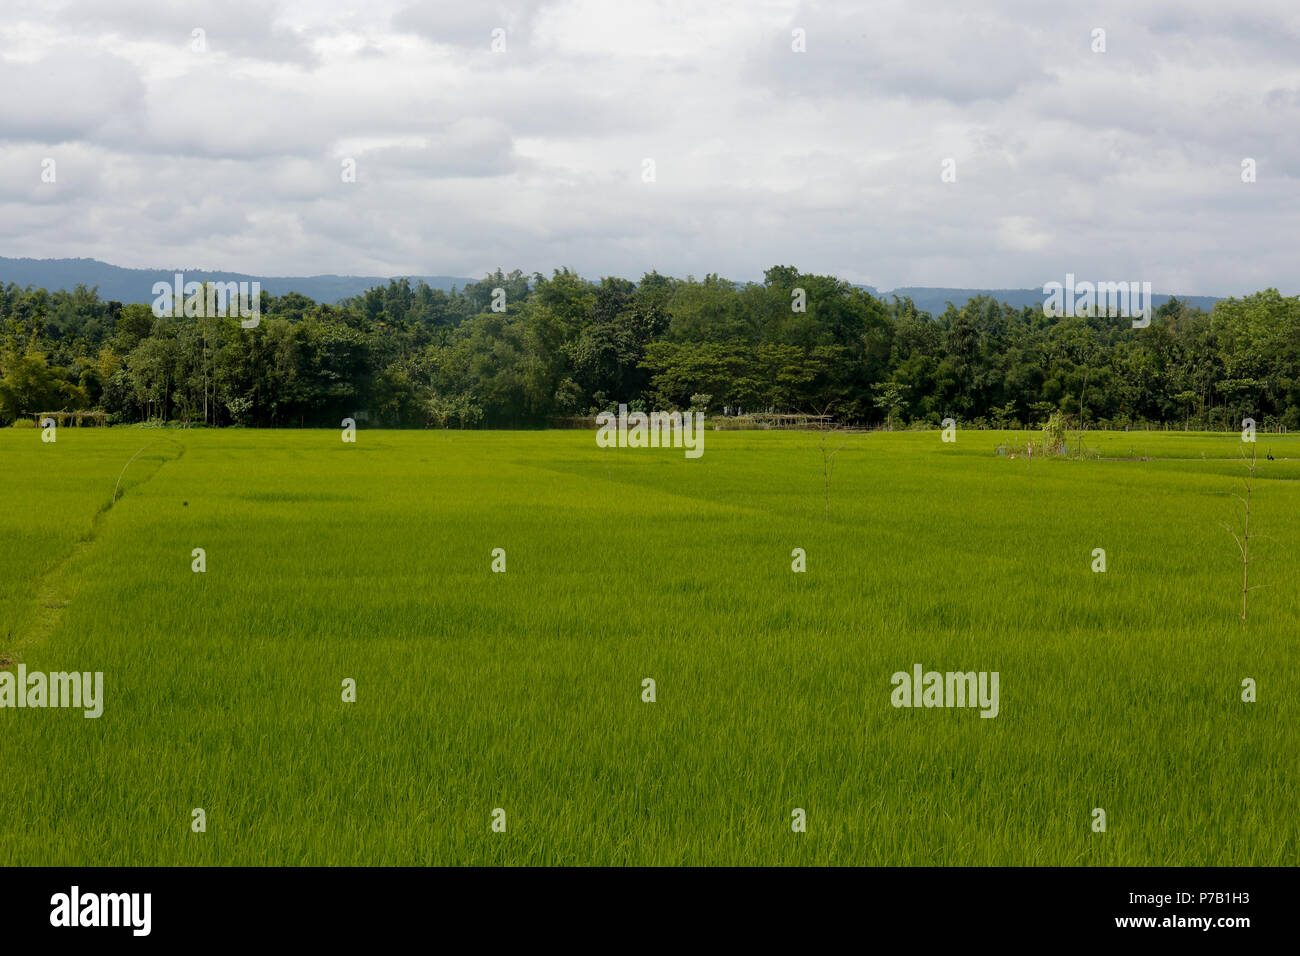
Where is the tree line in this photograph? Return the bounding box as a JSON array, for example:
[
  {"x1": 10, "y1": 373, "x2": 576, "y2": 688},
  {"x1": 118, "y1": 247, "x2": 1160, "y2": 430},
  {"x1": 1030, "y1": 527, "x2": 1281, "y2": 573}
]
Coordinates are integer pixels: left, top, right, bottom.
[{"x1": 1, "y1": 265, "x2": 1297, "y2": 430}]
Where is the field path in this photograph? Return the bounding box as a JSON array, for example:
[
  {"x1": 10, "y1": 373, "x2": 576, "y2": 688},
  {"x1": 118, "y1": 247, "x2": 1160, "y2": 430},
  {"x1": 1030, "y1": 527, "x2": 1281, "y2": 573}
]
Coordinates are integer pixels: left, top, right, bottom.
[{"x1": 0, "y1": 436, "x2": 186, "y2": 666}]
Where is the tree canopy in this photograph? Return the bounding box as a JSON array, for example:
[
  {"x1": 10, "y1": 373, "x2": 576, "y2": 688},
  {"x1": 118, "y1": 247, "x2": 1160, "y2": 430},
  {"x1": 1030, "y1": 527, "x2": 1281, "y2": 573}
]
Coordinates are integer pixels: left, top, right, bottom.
[{"x1": 1, "y1": 271, "x2": 1294, "y2": 430}]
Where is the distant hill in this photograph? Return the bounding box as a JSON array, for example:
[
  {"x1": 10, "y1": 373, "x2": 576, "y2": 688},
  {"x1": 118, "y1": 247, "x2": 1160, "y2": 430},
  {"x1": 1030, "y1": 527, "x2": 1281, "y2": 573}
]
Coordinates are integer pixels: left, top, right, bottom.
[
  {"x1": 860, "y1": 286, "x2": 1223, "y2": 316},
  {"x1": 0, "y1": 257, "x2": 476, "y2": 305},
  {"x1": 0, "y1": 257, "x2": 1225, "y2": 315}
]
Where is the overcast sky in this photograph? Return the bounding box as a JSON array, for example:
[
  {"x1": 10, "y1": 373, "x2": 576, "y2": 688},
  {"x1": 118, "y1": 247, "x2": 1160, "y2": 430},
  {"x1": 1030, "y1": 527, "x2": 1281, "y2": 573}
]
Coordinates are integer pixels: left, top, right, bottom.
[{"x1": 1, "y1": 0, "x2": 1297, "y2": 294}]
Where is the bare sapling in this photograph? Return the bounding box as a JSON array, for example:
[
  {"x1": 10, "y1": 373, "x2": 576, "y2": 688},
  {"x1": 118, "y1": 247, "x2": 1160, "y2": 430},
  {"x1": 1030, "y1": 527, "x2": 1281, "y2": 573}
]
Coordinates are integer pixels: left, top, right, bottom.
[
  {"x1": 1222, "y1": 443, "x2": 1269, "y2": 622},
  {"x1": 815, "y1": 406, "x2": 849, "y2": 520}
]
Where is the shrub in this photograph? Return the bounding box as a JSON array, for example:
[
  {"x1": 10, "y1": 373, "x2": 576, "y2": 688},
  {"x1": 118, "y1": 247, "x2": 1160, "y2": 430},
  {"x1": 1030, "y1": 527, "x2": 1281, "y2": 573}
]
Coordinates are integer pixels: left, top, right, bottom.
[{"x1": 1042, "y1": 410, "x2": 1068, "y2": 454}]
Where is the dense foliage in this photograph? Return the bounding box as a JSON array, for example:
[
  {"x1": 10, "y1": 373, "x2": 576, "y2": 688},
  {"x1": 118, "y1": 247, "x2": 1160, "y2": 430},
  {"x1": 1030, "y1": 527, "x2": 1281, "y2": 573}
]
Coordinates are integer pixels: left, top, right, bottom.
[{"x1": 2, "y1": 266, "x2": 1297, "y2": 429}]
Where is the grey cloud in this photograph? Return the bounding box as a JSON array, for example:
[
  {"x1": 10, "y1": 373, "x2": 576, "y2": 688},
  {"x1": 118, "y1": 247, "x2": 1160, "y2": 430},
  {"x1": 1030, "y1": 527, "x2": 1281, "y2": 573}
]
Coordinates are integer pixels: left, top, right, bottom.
[
  {"x1": 58, "y1": 0, "x2": 319, "y2": 66},
  {"x1": 392, "y1": 0, "x2": 545, "y2": 49},
  {"x1": 0, "y1": 54, "x2": 145, "y2": 144},
  {"x1": 0, "y1": 0, "x2": 1297, "y2": 295},
  {"x1": 753, "y1": 0, "x2": 1051, "y2": 105},
  {"x1": 363, "y1": 120, "x2": 520, "y2": 178}
]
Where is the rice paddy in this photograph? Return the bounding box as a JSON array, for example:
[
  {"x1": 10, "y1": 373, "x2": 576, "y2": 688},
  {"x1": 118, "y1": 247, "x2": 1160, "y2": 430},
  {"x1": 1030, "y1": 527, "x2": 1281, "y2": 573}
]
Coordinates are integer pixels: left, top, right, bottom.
[{"x1": 1, "y1": 426, "x2": 1295, "y2": 865}]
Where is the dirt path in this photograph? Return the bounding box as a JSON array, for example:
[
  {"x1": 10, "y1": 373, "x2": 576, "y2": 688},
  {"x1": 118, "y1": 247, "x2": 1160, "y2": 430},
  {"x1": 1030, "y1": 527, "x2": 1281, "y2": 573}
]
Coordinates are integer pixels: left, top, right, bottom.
[{"x1": 0, "y1": 437, "x2": 186, "y2": 668}]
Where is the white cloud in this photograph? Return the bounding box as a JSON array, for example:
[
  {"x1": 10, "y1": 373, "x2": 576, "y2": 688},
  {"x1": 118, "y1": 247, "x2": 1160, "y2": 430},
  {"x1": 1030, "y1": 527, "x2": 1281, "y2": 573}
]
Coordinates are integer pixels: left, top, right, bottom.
[
  {"x1": 0, "y1": 0, "x2": 1294, "y2": 295},
  {"x1": 996, "y1": 216, "x2": 1051, "y2": 253}
]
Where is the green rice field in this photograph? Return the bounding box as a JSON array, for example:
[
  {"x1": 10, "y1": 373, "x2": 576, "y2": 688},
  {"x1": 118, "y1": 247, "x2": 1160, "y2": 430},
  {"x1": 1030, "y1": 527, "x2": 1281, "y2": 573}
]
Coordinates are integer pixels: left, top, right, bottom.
[{"x1": 1, "y1": 427, "x2": 1296, "y2": 865}]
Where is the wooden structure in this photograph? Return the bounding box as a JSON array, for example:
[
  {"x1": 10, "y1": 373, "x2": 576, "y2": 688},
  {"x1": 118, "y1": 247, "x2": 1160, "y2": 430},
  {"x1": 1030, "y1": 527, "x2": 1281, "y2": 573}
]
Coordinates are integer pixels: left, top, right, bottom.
[
  {"x1": 32, "y1": 411, "x2": 109, "y2": 427},
  {"x1": 712, "y1": 413, "x2": 832, "y2": 430}
]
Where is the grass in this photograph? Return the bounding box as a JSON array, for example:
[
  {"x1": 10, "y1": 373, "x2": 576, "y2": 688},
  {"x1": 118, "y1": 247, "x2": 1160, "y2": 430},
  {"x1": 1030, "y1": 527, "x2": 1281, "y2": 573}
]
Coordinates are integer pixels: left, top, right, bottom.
[{"x1": 0, "y1": 426, "x2": 1296, "y2": 865}]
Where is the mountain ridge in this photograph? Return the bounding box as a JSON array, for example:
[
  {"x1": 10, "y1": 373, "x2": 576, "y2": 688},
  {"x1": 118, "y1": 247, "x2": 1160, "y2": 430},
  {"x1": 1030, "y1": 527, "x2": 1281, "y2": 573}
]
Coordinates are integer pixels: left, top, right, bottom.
[
  {"x1": 0, "y1": 256, "x2": 476, "y2": 305},
  {"x1": 0, "y1": 256, "x2": 1226, "y2": 314}
]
